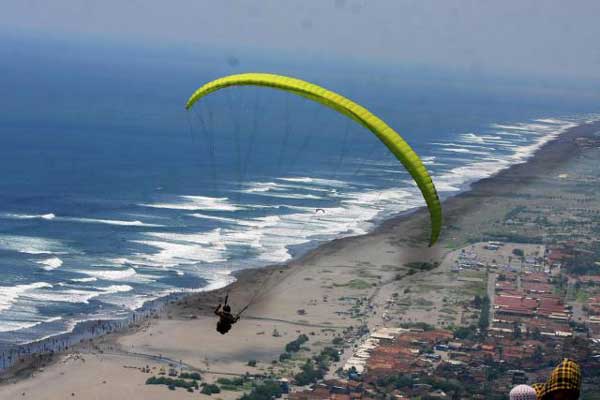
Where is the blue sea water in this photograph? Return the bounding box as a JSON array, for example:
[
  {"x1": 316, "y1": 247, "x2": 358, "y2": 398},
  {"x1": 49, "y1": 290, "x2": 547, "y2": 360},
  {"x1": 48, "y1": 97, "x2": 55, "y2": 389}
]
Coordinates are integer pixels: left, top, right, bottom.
[{"x1": 0, "y1": 36, "x2": 598, "y2": 345}]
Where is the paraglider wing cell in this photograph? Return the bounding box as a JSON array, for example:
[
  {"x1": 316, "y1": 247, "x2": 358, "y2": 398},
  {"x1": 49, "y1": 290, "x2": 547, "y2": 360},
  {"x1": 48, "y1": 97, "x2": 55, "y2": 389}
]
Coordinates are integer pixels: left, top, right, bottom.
[{"x1": 185, "y1": 73, "x2": 442, "y2": 245}]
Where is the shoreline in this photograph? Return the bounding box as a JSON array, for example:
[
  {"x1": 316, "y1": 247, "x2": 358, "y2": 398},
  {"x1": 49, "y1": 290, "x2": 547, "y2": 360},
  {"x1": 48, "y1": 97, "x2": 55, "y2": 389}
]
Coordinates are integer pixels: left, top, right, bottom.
[{"x1": 1, "y1": 118, "x2": 599, "y2": 382}]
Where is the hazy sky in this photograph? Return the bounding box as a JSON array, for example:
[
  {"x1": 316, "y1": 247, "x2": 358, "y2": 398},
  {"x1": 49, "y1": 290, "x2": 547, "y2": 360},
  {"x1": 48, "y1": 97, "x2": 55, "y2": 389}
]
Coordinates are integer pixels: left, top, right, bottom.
[{"x1": 2, "y1": 0, "x2": 600, "y2": 81}]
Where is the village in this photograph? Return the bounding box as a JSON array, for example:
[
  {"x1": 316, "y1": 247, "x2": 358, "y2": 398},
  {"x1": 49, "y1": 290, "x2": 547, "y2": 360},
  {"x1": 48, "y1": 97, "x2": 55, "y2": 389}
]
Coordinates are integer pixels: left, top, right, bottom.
[{"x1": 285, "y1": 238, "x2": 600, "y2": 400}]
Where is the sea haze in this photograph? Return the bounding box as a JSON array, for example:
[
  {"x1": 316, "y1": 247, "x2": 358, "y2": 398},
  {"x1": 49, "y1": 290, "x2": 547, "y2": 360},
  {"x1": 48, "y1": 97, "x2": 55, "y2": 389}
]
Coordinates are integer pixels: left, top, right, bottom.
[{"x1": 0, "y1": 36, "x2": 598, "y2": 345}]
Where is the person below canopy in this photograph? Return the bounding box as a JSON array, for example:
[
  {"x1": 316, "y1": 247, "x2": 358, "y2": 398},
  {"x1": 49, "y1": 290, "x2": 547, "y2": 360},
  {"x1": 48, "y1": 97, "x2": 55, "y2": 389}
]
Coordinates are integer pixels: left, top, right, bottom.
[{"x1": 214, "y1": 295, "x2": 241, "y2": 335}]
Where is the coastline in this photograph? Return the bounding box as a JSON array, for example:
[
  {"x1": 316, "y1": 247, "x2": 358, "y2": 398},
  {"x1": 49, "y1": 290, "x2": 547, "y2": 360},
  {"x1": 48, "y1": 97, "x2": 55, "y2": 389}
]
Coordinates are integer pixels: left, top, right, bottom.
[
  {"x1": 0, "y1": 119, "x2": 599, "y2": 395},
  {"x1": 0, "y1": 116, "x2": 589, "y2": 355}
]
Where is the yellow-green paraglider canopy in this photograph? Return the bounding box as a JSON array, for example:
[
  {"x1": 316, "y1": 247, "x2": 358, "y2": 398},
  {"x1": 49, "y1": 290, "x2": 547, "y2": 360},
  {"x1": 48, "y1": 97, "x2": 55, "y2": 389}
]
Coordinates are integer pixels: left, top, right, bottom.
[{"x1": 186, "y1": 73, "x2": 442, "y2": 246}]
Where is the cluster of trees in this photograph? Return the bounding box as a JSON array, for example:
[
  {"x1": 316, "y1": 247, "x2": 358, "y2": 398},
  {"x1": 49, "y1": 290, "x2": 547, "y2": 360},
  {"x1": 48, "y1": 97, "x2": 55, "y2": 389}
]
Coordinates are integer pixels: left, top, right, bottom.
[
  {"x1": 145, "y1": 372, "x2": 224, "y2": 395},
  {"x1": 512, "y1": 248, "x2": 525, "y2": 257},
  {"x1": 405, "y1": 261, "x2": 440, "y2": 276},
  {"x1": 453, "y1": 325, "x2": 477, "y2": 340},
  {"x1": 294, "y1": 345, "x2": 342, "y2": 385},
  {"x1": 294, "y1": 360, "x2": 324, "y2": 386},
  {"x1": 375, "y1": 373, "x2": 413, "y2": 389},
  {"x1": 285, "y1": 334, "x2": 309, "y2": 353},
  {"x1": 217, "y1": 376, "x2": 247, "y2": 391},
  {"x1": 566, "y1": 246, "x2": 600, "y2": 275},
  {"x1": 145, "y1": 376, "x2": 199, "y2": 392},
  {"x1": 399, "y1": 322, "x2": 435, "y2": 331},
  {"x1": 279, "y1": 334, "x2": 310, "y2": 362},
  {"x1": 201, "y1": 383, "x2": 221, "y2": 395},
  {"x1": 314, "y1": 347, "x2": 340, "y2": 369},
  {"x1": 478, "y1": 295, "x2": 491, "y2": 332},
  {"x1": 239, "y1": 380, "x2": 283, "y2": 400},
  {"x1": 179, "y1": 372, "x2": 201, "y2": 380}
]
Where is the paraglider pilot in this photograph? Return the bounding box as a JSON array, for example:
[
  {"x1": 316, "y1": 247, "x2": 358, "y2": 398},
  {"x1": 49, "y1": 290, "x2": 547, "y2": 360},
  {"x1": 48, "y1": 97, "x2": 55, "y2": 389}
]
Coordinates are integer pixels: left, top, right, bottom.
[{"x1": 215, "y1": 295, "x2": 240, "y2": 335}]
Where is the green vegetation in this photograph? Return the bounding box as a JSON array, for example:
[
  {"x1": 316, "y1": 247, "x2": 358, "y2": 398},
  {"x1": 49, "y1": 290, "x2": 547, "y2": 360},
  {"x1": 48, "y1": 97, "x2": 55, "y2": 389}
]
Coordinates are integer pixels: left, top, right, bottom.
[
  {"x1": 239, "y1": 380, "x2": 283, "y2": 400},
  {"x1": 376, "y1": 374, "x2": 413, "y2": 389},
  {"x1": 512, "y1": 248, "x2": 524, "y2": 257},
  {"x1": 294, "y1": 360, "x2": 324, "y2": 386},
  {"x1": 247, "y1": 359, "x2": 257, "y2": 367},
  {"x1": 453, "y1": 325, "x2": 477, "y2": 340},
  {"x1": 145, "y1": 376, "x2": 199, "y2": 391},
  {"x1": 285, "y1": 334, "x2": 309, "y2": 353},
  {"x1": 472, "y1": 295, "x2": 482, "y2": 308},
  {"x1": 566, "y1": 245, "x2": 600, "y2": 275},
  {"x1": 405, "y1": 261, "x2": 439, "y2": 275},
  {"x1": 216, "y1": 377, "x2": 248, "y2": 392},
  {"x1": 314, "y1": 347, "x2": 340, "y2": 369},
  {"x1": 478, "y1": 295, "x2": 490, "y2": 332},
  {"x1": 216, "y1": 377, "x2": 245, "y2": 386},
  {"x1": 576, "y1": 288, "x2": 590, "y2": 303},
  {"x1": 179, "y1": 372, "x2": 201, "y2": 380},
  {"x1": 201, "y1": 383, "x2": 221, "y2": 395},
  {"x1": 399, "y1": 322, "x2": 435, "y2": 331}
]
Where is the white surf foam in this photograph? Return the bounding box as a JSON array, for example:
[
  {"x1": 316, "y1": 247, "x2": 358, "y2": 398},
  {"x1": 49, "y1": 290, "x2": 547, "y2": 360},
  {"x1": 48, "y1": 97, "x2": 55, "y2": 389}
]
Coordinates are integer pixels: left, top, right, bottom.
[
  {"x1": 80, "y1": 267, "x2": 138, "y2": 281},
  {"x1": 433, "y1": 118, "x2": 578, "y2": 193},
  {"x1": 0, "y1": 316, "x2": 63, "y2": 333},
  {"x1": 2, "y1": 212, "x2": 165, "y2": 227},
  {"x1": 421, "y1": 156, "x2": 437, "y2": 165},
  {"x1": 36, "y1": 256, "x2": 63, "y2": 271},
  {"x1": 439, "y1": 147, "x2": 493, "y2": 156},
  {"x1": 243, "y1": 180, "x2": 335, "y2": 193},
  {"x1": 140, "y1": 195, "x2": 241, "y2": 211},
  {"x1": 1, "y1": 213, "x2": 56, "y2": 220},
  {"x1": 25, "y1": 284, "x2": 134, "y2": 305},
  {"x1": 69, "y1": 277, "x2": 98, "y2": 283},
  {"x1": 189, "y1": 213, "x2": 239, "y2": 224},
  {"x1": 0, "y1": 282, "x2": 53, "y2": 312},
  {"x1": 534, "y1": 118, "x2": 566, "y2": 124},
  {"x1": 241, "y1": 182, "x2": 281, "y2": 193},
  {"x1": 0, "y1": 235, "x2": 68, "y2": 255},
  {"x1": 131, "y1": 230, "x2": 227, "y2": 267},
  {"x1": 277, "y1": 177, "x2": 348, "y2": 187},
  {"x1": 433, "y1": 142, "x2": 495, "y2": 150},
  {"x1": 244, "y1": 192, "x2": 324, "y2": 200},
  {"x1": 62, "y1": 217, "x2": 163, "y2": 227},
  {"x1": 458, "y1": 133, "x2": 502, "y2": 144},
  {"x1": 217, "y1": 187, "x2": 419, "y2": 263}
]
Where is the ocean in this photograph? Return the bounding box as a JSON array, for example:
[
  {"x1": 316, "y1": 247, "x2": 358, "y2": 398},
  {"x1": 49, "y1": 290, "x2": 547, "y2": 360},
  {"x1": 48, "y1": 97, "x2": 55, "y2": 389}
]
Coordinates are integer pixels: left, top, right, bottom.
[{"x1": 0, "y1": 36, "x2": 598, "y2": 347}]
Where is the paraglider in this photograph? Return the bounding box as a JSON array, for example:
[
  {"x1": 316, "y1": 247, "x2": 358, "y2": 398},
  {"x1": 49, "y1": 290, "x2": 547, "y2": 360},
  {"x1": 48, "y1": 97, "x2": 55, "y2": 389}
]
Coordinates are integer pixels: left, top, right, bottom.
[
  {"x1": 214, "y1": 294, "x2": 247, "y2": 335},
  {"x1": 186, "y1": 73, "x2": 442, "y2": 245}
]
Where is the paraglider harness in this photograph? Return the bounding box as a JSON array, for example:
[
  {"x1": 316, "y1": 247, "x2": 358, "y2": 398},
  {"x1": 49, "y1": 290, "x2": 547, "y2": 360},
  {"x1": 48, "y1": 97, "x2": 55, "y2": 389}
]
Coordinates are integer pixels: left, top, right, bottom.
[{"x1": 214, "y1": 294, "x2": 248, "y2": 335}]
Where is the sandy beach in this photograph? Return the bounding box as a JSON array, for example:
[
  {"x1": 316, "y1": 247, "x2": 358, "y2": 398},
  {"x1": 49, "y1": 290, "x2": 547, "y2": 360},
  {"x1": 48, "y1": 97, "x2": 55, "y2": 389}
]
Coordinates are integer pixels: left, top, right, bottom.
[{"x1": 1, "y1": 120, "x2": 599, "y2": 399}]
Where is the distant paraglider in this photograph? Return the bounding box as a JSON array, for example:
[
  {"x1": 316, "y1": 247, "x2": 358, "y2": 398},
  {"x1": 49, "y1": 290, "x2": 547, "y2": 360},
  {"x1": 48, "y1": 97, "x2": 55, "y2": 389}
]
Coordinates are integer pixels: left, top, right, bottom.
[{"x1": 185, "y1": 73, "x2": 442, "y2": 245}]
